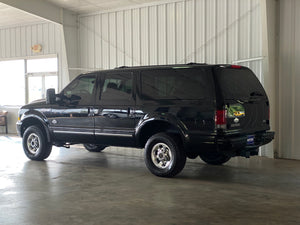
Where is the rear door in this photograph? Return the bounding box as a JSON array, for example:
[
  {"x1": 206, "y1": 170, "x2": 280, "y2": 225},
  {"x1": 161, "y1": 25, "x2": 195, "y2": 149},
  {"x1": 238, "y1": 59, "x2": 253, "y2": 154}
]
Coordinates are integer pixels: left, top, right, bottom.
[
  {"x1": 137, "y1": 67, "x2": 216, "y2": 136},
  {"x1": 215, "y1": 66, "x2": 270, "y2": 134},
  {"x1": 94, "y1": 71, "x2": 136, "y2": 146}
]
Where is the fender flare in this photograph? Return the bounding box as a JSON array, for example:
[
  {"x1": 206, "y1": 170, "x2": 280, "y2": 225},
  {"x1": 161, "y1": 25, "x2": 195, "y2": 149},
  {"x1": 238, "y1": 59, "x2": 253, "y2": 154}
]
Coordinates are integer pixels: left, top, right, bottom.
[
  {"x1": 20, "y1": 111, "x2": 52, "y2": 143},
  {"x1": 135, "y1": 113, "x2": 189, "y2": 147}
]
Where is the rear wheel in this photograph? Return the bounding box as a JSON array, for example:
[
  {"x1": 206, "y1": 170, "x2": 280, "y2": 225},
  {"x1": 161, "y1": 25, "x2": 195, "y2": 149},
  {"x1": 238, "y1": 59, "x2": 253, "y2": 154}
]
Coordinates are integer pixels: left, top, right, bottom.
[
  {"x1": 144, "y1": 133, "x2": 186, "y2": 177},
  {"x1": 23, "y1": 126, "x2": 52, "y2": 161},
  {"x1": 83, "y1": 144, "x2": 106, "y2": 152},
  {"x1": 199, "y1": 150, "x2": 231, "y2": 165}
]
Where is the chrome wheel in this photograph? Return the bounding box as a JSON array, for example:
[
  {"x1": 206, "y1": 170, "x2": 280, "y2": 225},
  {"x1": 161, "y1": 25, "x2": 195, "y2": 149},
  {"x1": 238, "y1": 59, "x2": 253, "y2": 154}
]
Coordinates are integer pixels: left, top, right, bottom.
[
  {"x1": 145, "y1": 133, "x2": 186, "y2": 177},
  {"x1": 27, "y1": 133, "x2": 40, "y2": 154},
  {"x1": 151, "y1": 142, "x2": 173, "y2": 169}
]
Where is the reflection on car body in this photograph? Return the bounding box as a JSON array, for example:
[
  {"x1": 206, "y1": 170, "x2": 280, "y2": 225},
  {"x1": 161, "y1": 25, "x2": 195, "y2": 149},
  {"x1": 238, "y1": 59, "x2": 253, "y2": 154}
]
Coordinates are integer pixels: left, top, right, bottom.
[{"x1": 17, "y1": 64, "x2": 274, "y2": 177}]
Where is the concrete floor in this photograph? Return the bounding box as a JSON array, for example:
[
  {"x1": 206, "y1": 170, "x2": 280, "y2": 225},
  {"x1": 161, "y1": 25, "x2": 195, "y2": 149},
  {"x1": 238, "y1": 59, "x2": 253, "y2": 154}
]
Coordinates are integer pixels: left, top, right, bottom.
[{"x1": 1, "y1": 135, "x2": 300, "y2": 225}]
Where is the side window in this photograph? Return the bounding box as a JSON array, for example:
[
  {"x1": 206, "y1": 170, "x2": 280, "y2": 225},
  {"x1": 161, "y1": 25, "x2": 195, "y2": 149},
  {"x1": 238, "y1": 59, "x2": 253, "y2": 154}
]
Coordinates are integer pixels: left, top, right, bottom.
[
  {"x1": 100, "y1": 73, "x2": 133, "y2": 102},
  {"x1": 62, "y1": 75, "x2": 96, "y2": 105},
  {"x1": 141, "y1": 68, "x2": 214, "y2": 100}
]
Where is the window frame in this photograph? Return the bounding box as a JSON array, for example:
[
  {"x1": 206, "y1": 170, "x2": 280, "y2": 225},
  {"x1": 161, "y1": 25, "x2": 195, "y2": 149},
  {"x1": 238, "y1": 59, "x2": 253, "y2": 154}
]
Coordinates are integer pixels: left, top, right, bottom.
[
  {"x1": 0, "y1": 55, "x2": 59, "y2": 106},
  {"x1": 97, "y1": 71, "x2": 135, "y2": 105},
  {"x1": 26, "y1": 72, "x2": 58, "y2": 104},
  {"x1": 25, "y1": 56, "x2": 58, "y2": 104},
  {"x1": 140, "y1": 67, "x2": 215, "y2": 101},
  {"x1": 60, "y1": 74, "x2": 97, "y2": 106}
]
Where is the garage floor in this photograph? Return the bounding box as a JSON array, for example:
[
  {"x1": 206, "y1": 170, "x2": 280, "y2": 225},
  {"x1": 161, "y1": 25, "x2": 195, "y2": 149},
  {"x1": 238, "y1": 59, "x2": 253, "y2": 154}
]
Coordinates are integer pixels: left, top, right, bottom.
[{"x1": 1, "y1": 135, "x2": 300, "y2": 225}]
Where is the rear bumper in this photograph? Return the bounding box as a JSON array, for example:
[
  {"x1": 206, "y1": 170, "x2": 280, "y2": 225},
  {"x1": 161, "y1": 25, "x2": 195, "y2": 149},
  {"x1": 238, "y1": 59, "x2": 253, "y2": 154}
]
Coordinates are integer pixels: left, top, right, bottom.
[
  {"x1": 188, "y1": 131, "x2": 275, "y2": 156},
  {"x1": 216, "y1": 131, "x2": 275, "y2": 150}
]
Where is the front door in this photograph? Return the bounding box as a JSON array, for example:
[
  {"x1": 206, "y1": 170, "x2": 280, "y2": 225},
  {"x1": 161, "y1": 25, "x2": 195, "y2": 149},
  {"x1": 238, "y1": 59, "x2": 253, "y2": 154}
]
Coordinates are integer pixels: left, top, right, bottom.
[
  {"x1": 49, "y1": 74, "x2": 97, "y2": 143},
  {"x1": 94, "y1": 72, "x2": 136, "y2": 146}
]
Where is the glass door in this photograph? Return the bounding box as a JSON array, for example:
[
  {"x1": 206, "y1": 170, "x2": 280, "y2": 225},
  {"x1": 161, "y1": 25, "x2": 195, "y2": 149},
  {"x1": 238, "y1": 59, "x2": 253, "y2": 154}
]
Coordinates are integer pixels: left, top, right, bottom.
[{"x1": 25, "y1": 57, "x2": 58, "y2": 103}]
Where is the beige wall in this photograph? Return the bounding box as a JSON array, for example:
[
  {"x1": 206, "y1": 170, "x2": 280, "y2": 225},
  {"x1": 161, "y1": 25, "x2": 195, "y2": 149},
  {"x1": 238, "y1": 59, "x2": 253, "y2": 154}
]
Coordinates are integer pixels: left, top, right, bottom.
[{"x1": 278, "y1": 0, "x2": 300, "y2": 159}]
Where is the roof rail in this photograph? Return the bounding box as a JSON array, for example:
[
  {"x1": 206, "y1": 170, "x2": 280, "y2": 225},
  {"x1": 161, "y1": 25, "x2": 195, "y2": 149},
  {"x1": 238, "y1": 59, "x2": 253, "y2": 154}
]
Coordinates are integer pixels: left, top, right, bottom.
[
  {"x1": 115, "y1": 66, "x2": 129, "y2": 69},
  {"x1": 186, "y1": 62, "x2": 207, "y2": 65}
]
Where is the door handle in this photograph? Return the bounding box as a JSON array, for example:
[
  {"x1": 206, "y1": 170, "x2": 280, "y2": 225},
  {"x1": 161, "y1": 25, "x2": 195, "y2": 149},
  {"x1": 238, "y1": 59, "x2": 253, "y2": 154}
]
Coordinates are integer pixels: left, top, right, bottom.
[
  {"x1": 88, "y1": 107, "x2": 94, "y2": 117},
  {"x1": 127, "y1": 108, "x2": 134, "y2": 117},
  {"x1": 88, "y1": 108, "x2": 99, "y2": 116}
]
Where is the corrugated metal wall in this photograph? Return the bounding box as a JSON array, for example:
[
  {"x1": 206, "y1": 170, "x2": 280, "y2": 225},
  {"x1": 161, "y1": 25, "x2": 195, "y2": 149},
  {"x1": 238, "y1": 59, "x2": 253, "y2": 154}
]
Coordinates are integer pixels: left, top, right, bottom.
[
  {"x1": 79, "y1": 0, "x2": 262, "y2": 71},
  {"x1": 279, "y1": 0, "x2": 300, "y2": 159},
  {"x1": 0, "y1": 22, "x2": 65, "y2": 90}
]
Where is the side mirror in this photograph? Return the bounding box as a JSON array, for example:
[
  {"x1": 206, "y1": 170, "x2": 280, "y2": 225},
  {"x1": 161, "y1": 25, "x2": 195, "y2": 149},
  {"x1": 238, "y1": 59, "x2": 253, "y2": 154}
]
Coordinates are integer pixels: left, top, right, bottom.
[{"x1": 46, "y1": 88, "x2": 56, "y2": 104}]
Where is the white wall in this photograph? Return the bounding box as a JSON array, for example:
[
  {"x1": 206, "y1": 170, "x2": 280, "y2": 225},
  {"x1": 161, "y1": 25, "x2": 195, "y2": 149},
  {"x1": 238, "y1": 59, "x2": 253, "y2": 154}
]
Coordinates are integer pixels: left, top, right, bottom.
[
  {"x1": 278, "y1": 0, "x2": 300, "y2": 159},
  {"x1": 0, "y1": 22, "x2": 67, "y2": 134},
  {"x1": 78, "y1": 0, "x2": 262, "y2": 71}
]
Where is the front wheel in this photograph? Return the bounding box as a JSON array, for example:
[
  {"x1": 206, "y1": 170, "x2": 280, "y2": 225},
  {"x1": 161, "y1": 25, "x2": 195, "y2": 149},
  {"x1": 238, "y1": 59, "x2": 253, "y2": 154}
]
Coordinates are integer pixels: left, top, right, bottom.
[
  {"x1": 144, "y1": 133, "x2": 186, "y2": 177},
  {"x1": 199, "y1": 150, "x2": 231, "y2": 165},
  {"x1": 22, "y1": 126, "x2": 52, "y2": 161},
  {"x1": 83, "y1": 144, "x2": 107, "y2": 152}
]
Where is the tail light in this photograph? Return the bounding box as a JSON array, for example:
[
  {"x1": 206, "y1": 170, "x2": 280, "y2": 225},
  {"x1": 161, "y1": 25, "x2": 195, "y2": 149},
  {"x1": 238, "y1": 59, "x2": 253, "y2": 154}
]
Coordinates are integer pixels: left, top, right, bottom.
[
  {"x1": 231, "y1": 65, "x2": 242, "y2": 69},
  {"x1": 215, "y1": 109, "x2": 227, "y2": 129}
]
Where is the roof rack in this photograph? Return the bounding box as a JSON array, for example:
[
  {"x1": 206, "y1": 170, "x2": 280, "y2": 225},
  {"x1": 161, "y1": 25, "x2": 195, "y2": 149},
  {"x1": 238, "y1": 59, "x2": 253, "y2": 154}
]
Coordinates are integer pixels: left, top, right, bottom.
[
  {"x1": 115, "y1": 66, "x2": 129, "y2": 69},
  {"x1": 186, "y1": 62, "x2": 207, "y2": 65}
]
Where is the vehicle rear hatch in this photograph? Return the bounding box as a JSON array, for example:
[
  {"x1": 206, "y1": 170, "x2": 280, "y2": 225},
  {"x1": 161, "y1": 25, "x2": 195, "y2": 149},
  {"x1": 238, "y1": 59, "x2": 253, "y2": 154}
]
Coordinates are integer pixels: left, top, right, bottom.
[{"x1": 214, "y1": 65, "x2": 270, "y2": 135}]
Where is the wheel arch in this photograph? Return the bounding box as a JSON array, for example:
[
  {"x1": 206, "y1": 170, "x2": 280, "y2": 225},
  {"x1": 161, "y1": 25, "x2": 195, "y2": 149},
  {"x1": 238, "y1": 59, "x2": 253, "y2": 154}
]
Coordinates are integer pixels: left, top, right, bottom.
[
  {"x1": 20, "y1": 116, "x2": 52, "y2": 143},
  {"x1": 135, "y1": 118, "x2": 188, "y2": 149}
]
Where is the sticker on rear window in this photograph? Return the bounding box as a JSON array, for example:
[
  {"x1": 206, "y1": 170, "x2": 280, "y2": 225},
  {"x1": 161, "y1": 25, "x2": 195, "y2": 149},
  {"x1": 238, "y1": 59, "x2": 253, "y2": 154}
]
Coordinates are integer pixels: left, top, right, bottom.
[{"x1": 226, "y1": 104, "x2": 245, "y2": 118}]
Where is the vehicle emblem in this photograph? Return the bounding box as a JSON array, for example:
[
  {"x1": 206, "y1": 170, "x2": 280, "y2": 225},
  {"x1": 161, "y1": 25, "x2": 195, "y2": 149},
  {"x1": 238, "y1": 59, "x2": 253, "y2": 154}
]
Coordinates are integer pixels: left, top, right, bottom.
[
  {"x1": 52, "y1": 120, "x2": 57, "y2": 124},
  {"x1": 234, "y1": 118, "x2": 239, "y2": 123},
  {"x1": 234, "y1": 111, "x2": 245, "y2": 117}
]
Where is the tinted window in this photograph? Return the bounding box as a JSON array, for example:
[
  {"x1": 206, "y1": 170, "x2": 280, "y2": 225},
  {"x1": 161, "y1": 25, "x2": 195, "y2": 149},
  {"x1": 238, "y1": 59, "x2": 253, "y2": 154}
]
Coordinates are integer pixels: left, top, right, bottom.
[
  {"x1": 100, "y1": 73, "x2": 133, "y2": 101},
  {"x1": 141, "y1": 68, "x2": 214, "y2": 100},
  {"x1": 62, "y1": 75, "x2": 96, "y2": 105},
  {"x1": 216, "y1": 68, "x2": 266, "y2": 99}
]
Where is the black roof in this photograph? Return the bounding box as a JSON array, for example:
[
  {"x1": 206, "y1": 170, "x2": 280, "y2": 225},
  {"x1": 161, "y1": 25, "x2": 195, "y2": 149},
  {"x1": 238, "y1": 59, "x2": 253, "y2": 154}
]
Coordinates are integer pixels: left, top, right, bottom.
[
  {"x1": 81, "y1": 63, "x2": 214, "y2": 75},
  {"x1": 80, "y1": 63, "x2": 244, "y2": 76}
]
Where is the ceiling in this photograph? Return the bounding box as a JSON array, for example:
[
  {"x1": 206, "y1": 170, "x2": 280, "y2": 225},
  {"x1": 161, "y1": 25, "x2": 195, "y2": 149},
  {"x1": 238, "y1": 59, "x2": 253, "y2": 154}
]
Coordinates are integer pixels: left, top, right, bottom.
[
  {"x1": 47, "y1": 0, "x2": 158, "y2": 14},
  {"x1": 0, "y1": 0, "x2": 160, "y2": 28},
  {"x1": 0, "y1": 3, "x2": 43, "y2": 27}
]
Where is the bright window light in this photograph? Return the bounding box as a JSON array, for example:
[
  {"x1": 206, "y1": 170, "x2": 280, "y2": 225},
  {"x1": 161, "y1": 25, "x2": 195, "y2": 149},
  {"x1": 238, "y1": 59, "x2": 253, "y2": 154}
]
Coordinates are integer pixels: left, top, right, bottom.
[
  {"x1": 0, "y1": 60, "x2": 25, "y2": 106},
  {"x1": 45, "y1": 76, "x2": 58, "y2": 92},
  {"x1": 28, "y1": 76, "x2": 43, "y2": 103},
  {"x1": 27, "y1": 58, "x2": 58, "y2": 73}
]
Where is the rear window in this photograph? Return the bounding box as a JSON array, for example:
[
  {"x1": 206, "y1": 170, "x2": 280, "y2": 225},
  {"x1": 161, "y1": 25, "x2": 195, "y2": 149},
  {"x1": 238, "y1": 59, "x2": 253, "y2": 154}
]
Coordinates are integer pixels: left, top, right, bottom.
[
  {"x1": 216, "y1": 67, "x2": 266, "y2": 99},
  {"x1": 141, "y1": 67, "x2": 215, "y2": 100}
]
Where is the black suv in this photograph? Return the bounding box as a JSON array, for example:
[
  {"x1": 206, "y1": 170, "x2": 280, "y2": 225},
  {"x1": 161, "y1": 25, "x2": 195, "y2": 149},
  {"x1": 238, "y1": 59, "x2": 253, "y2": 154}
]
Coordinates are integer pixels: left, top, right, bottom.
[{"x1": 17, "y1": 64, "x2": 274, "y2": 177}]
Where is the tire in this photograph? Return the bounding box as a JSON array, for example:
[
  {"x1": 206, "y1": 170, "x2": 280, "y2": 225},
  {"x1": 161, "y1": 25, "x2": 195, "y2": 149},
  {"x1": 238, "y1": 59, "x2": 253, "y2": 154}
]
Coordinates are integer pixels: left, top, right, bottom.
[
  {"x1": 22, "y1": 126, "x2": 52, "y2": 161},
  {"x1": 199, "y1": 150, "x2": 231, "y2": 165},
  {"x1": 144, "y1": 133, "x2": 186, "y2": 177},
  {"x1": 83, "y1": 144, "x2": 106, "y2": 152}
]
